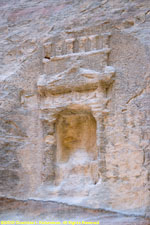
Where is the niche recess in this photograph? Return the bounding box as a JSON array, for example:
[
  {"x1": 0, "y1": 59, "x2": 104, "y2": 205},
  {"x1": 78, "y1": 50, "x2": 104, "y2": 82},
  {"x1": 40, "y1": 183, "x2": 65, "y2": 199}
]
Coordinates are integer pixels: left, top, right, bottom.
[
  {"x1": 52, "y1": 108, "x2": 99, "y2": 189},
  {"x1": 56, "y1": 110, "x2": 97, "y2": 163}
]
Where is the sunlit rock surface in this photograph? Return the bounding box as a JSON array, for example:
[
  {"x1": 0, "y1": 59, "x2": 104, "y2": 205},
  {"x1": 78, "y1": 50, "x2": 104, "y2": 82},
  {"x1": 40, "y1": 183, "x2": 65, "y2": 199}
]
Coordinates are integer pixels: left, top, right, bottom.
[{"x1": 0, "y1": 0, "x2": 150, "y2": 222}]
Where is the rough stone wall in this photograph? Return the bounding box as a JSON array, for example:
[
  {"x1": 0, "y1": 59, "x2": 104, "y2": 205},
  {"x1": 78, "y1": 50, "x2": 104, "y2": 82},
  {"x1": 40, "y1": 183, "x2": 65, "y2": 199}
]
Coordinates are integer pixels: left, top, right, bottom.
[{"x1": 0, "y1": 0, "x2": 150, "y2": 218}]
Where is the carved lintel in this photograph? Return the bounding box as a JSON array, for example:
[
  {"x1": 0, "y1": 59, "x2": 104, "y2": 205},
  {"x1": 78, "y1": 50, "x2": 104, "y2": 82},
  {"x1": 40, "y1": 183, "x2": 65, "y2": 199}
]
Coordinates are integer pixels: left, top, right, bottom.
[{"x1": 37, "y1": 66, "x2": 115, "y2": 96}]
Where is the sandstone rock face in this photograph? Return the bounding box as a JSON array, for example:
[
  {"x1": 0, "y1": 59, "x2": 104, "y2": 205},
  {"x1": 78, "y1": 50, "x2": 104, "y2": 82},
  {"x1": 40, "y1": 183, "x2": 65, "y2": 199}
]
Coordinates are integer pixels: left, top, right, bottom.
[{"x1": 0, "y1": 0, "x2": 150, "y2": 219}]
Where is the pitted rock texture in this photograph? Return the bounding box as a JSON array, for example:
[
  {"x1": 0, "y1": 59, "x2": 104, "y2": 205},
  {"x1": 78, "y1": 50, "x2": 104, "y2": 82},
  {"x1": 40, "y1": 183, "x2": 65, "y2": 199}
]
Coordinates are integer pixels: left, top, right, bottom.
[{"x1": 0, "y1": 0, "x2": 150, "y2": 220}]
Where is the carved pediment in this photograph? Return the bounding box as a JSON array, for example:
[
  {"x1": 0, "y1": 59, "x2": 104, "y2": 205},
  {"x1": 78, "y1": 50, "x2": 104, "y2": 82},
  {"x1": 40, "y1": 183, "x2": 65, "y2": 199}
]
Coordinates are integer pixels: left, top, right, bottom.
[{"x1": 37, "y1": 66, "x2": 115, "y2": 95}]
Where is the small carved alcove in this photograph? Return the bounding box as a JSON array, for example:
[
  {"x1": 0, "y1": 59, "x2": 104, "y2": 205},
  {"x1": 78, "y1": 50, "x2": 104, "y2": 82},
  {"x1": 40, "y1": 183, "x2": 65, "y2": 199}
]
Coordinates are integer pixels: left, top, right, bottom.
[
  {"x1": 52, "y1": 106, "x2": 99, "y2": 188},
  {"x1": 56, "y1": 108, "x2": 97, "y2": 163}
]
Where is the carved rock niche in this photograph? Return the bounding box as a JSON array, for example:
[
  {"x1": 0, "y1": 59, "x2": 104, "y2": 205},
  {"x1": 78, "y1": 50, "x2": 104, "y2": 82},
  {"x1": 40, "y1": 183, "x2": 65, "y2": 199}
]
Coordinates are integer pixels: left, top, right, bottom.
[
  {"x1": 37, "y1": 31, "x2": 116, "y2": 200},
  {"x1": 54, "y1": 108, "x2": 98, "y2": 189},
  {"x1": 56, "y1": 110, "x2": 97, "y2": 163}
]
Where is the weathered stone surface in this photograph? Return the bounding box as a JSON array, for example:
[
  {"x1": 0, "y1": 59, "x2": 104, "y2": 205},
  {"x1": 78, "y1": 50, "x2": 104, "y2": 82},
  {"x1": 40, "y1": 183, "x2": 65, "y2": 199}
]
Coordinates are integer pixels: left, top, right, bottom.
[
  {"x1": 0, "y1": 198, "x2": 150, "y2": 225},
  {"x1": 0, "y1": 0, "x2": 150, "y2": 222}
]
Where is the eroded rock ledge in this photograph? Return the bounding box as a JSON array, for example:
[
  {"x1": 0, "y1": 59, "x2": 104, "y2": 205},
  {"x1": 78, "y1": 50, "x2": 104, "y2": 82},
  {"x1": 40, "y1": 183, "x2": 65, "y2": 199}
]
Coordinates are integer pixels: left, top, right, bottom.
[{"x1": 0, "y1": 197, "x2": 150, "y2": 225}]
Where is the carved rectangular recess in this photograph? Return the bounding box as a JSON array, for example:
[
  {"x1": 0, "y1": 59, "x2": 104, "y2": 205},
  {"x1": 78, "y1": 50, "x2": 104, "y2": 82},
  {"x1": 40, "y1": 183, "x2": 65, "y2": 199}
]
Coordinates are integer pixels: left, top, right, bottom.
[{"x1": 56, "y1": 110, "x2": 97, "y2": 163}]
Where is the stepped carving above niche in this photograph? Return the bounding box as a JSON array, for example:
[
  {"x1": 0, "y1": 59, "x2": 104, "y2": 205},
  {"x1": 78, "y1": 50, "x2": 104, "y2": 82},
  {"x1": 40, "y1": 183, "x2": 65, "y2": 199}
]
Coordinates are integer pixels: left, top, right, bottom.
[
  {"x1": 43, "y1": 33, "x2": 111, "y2": 59},
  {"x1": 38, "y1": 32, "x2": 115, "y2": 96},
  {"x1": 37, "y1": 65, "x2": 115, "y2": 95}
]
